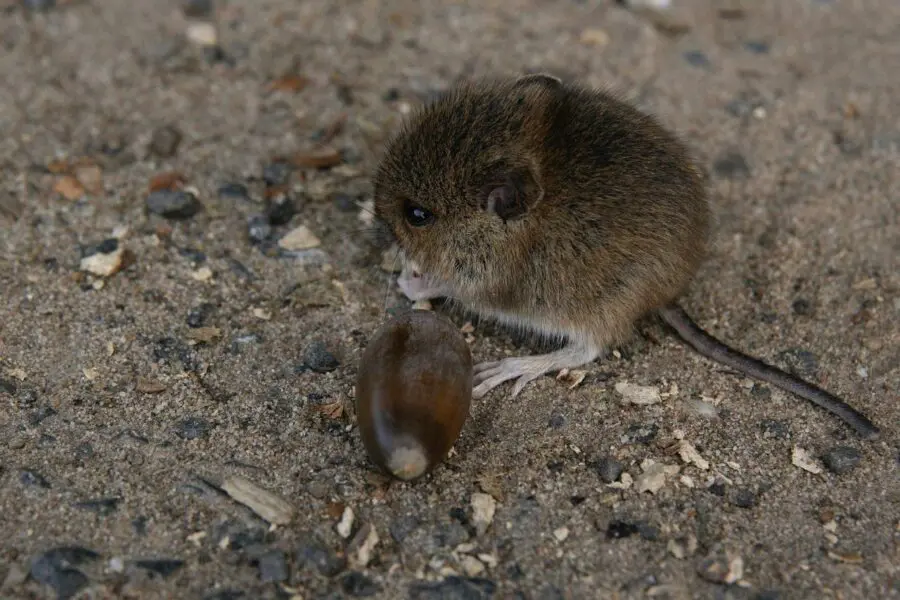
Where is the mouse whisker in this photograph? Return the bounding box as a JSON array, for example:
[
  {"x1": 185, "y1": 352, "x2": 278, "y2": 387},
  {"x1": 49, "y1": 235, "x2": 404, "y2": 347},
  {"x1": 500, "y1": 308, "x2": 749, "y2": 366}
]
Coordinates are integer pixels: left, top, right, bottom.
[{"x1": 381, "y1": 244, "x2": 402, "y2": 319}]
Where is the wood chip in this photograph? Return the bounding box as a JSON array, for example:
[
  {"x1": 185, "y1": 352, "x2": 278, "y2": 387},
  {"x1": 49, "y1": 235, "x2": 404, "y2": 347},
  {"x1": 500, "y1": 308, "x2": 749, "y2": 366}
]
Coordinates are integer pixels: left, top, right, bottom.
[
  {"x1": 220, "y1": 476, "x2": 294, "y2": 525},
  {"x1": 135, "y1": 378, "x2": 167, "y2": 394},
  {"x1": 148, "y1": 171, "x2": 187, "y2": 192},
  {"x1": 291, "y1": 148, "x2": 342, "y2": 169},
  {"x1": 314, "y1": 400, "x2": 344, "y2": 420},
  {"x1": 80, "y1": 245, "x2": 126, "y2": 277},
  {"x1": 266, "y1": 74, "x2": 310, "y2": 93},
  {"x1": 54, "y1": 176, "x2": 86, "y2": 201},
  {"x1": 348, "y1": 523, "x2": 379, "y2": 568},
  {"x1": 792, "y1": 446, "x2": 823, "y2": 474},
  {"x1": 336, "y1": 505, "x2": 354, "y2": 538},
  {"x1": 186, "y1": 327, "x2": 221, "y2": 344}
]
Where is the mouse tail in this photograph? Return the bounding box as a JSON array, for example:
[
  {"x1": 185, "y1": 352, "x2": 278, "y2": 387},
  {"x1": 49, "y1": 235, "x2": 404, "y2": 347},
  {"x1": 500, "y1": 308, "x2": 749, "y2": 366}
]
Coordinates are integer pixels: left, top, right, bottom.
[{"x1": 656, "y1": 303, "x2": 880, "y2": 440}]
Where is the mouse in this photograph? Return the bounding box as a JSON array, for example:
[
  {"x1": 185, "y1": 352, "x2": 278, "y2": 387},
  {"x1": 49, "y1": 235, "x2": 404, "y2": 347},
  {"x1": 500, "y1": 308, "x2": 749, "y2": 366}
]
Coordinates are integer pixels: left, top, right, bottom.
[{"x1": 371, "y1": 73, "x2": 880, "y2": 440}]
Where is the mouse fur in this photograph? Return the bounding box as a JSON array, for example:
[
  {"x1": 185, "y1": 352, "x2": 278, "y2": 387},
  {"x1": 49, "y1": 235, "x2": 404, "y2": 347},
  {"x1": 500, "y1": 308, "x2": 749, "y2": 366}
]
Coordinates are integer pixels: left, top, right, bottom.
[{"x1": 372, "y1": 74, "x2": 879, "y2": 439}]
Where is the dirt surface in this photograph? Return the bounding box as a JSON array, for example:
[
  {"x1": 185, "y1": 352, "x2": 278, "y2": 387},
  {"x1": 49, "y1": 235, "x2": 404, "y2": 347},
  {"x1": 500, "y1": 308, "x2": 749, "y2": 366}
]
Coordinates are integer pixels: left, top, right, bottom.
[{"x1": 1, "y1": 0, "x2": 898, "y2": 598}]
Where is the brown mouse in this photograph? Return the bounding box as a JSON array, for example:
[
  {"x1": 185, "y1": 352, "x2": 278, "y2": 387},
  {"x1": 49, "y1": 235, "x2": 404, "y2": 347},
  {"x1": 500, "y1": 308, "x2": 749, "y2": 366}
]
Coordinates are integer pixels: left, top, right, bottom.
[{"x1": 371, "y1": 73, "x2": 880, "y2": 440}]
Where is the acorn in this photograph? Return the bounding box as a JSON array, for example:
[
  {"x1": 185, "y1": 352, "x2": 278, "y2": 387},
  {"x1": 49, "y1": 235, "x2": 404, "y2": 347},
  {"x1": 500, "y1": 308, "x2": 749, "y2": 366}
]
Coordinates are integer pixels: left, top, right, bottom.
[{"x1": 355, "y1": 309, "x2": 473, "y2": 481}]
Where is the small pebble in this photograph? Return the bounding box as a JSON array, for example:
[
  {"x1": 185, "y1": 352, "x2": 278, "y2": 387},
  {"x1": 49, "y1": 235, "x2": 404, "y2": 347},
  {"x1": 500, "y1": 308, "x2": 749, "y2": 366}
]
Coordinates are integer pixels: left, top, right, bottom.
[
  {"x1": 471, "y1": 493, "x2": 496, "y2": 537},
  {"x1": 615, "y1": 382, "x2": 661, "y2": 405},
  {"x1": 133, "y1": 559, "x2": 184, "y2": 578},
  {"x1": 72, "y1": 497, "x2": 120, "y2": 516},
  {"x1": 606, "y1": 520, "x2": 639, "y2": 539},
  {"x1": 341, "y1": 571, "x2": 381, "y2": 597},
  {"x1": 548, "y1": 411, "x2": 566, "y2": 429},
  {"x1": 792, "y1": 298, "x2": 812, "y2": 315},
  {"x1": 186, "y1": 21, "x2": 218, "y2": 46},
  {"x1": 683, "y1": 50, "x2": 711, "y2": 68},
  {"x1": 175, "y1": 417, "x2": 211, "y2": 440},
  {"x1": 146, "y1": 190, "x2": 202, "y2": 219},
  {"x1": 744, "y1": 40, "x2": 770, "y2": 54},
  {"x1": 623, "y1": 422, "x2": 658, "y2": 444},
  {"x1": 777, "y1": 348, "x2": 819, "y2": 377},
  {"x1": 389, "y1": 515, "x2": 421, "y2": 543},
  {"x1": 217, "y1": 183, "x2": 249, "y2": 199},
  {"x1": 333, "y1": 192, "x2": 359, "y2": 212},
  {"x1": 182, "y1": 0, "x2": 213, "y2": 18},
  {"x1": 730, "y1": 487, "x2": 757, "y2": 508},
  {"x1": 220, "y1": 476, "x2": 294, "y2": 525},
  {"x1": 697, "y1": 553, "x2": 744, "y2": 585},
  {"x1": 278, "y1": 225, "x2": 321, "y2": 251},
  {"x1": 595, "y1": 456, "x2": 624, "y2": 483},
  {"x1": 297, "y1": 540, "x2": 347, "y2": 577},
  {"x1": 713, "y1": 152, "x2": 750, "y2": 178},
  {"x1": 256, "y1": 550, "x2": 288, "y2": 583},
  {"x1": 822, "y1": 446, "x2": 862, "y2": 475},
  {"x1": 264, "y1": 191, "x2": 296, "y2": 225},
  {"x1": 408, "y1": 576, "x2": 496, "y2": 599},
  {"x1": 262, "y1": 162, "x2": 293, "y2": 187},
  {"x1": 29, "y1": 547, "x2": 99, "y2": 600},
  {"x1": 186, "y1": 303, "x2": 214, "y2": 328},
  {"x1": 246, "y1": 214, "x2": 272, "y2": 244},
  {"x1": 302, "y1": 340, "x2": 340, "y2": 373},
  {"x1": 148, "y1": 126, "x2": 183, "y2": 158},
  {"x1": 20, "y1": 469, "x2": 51, "y2": 489}
]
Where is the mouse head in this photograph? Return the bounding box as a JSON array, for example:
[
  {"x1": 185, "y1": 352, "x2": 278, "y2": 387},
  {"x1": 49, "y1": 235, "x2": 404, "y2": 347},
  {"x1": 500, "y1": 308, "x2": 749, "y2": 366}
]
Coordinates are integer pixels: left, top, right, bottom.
[{"x1": 373, "y1": 75, "x2": 562, "y2": 298}]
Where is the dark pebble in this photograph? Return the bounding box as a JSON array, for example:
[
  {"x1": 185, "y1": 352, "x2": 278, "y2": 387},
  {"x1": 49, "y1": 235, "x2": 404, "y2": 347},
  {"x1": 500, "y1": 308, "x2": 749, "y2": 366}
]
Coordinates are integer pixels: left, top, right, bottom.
[
  {"x1": 146, "y1": 190, "x2": 202, "y2": 220},
  {"x1": 256, "y1": 550, "x2": 288, "y2": 583},
  {"x1": 792, "y1": 298, "x2": 813, "y2": 315},
  {"x1": 29, "y1": 406, "x2": 57, "y2": 426},
  {"x1": 302, "y1": 340, "x2": 340, "y2": 373},
  {"x1": 18, "y1": 388, "x2": 39, "y2": 406},
  {"x1": 595, "y1": 456, "x2": 624, "y2": 483},
  {"x1": 389, "y1": 515, "x2": 421, "y2": 543},
  {"x1": 760, "y1": 418, "x2": 789, "y2": 439},
  {"x1": 750, "y1": 384, "x2": 772, "y2": 400},
  {"x1": 754, "y1": 590, "x2": 782, "y2": 600},
  {"x1": 548, "y1": 411, "x2": 566, "y2": 429},
  {"x1": 29, "y1": 546, "x2": 99, "y2": 600},
  {"x1": 624, "y1": 422, "x2": 658, "y2": 444},
  {"x1": 569, "y1": 495, "x2": 586, "y2": 506},
  {"x1": 636, "y1": 522, "x2": 660, "y2": 541},
  {"x1": 713, "y1": 152, "x2": 751, "y2": 178},
  {"x1": 20, "y1": 469, "x2": 51, "y2": 488},
  {"x1": 707, "y1": 481, "x2": 727, "y2": 497},
  {"x1": 203, "y1": 591, "x2": 245, "y2": 600},
  {"x1": 449, "y1": 507, "x2": 469, "y2": 525},
  {"x1": 0, "y1": 377, "x2": 16, "y2": 395},
  {"x1": 178, "y1": 247, "x2": 207, "y2": 264},
  {"x1": 176, "y1": 417, "x2": 211, "y2": 440},
  {"x1": 22, "y1": 0, "x2": 56, "y2": 11},
  {"x1": 297, "y1": 540, "x2": 346, "y2": 577},
  {"x1": 152, "y1": 337, "x2": 199, "y2": 371},
  {"x1": 72, "y1": 497, "x2": 120, "y2": 516},
  {"x1": 436, "y1": 522, "x2": 470, "y2": 548},
  {"x1": 74, "y1": 442, "x2": 94, "y2": 460},
  {"x1": 183, "y1": 0, "x2": 213, "y2": 18},
  {"x1": 82, "y1": 238, "x2": 118, "y2": 258},
  {"x1": 547, "y1": 460, "x2": 564, "y2": 474},
  {"x1": 776, "y1": 348, "x2": 818, "y2": 377},
  {"x1": 683, "y1": 50, "x2": 711, "y2": 68},
  {"x1": 148, "y1": 125, "x2": 183, "y2": 158},
  {"x1": 341, "y1": 571, "x2": 381, "y2": 596},
  {"x1": 186, "y1": 303, "x2": 215, "y2": 328},
  {"x1": 382, "y1": 88, "x2": 401, "y2": 102},
  {"x1": 212, "y1": 521, "x2": 267, "y2": 551},
  {"x1": 202, "y1": 44, "x2": 233, "y2": 65},
  {"x1": 409, "y1": 576, "x2": 497, "y2": 600},
  {"x1": 264, "y1": 192, "x2": 295, "y2": 225},
  {"x1": 133, "y1": 559, "x2": 184, "y2": 578},
  {"x1": 730, "y1": 487, "x2": 757, "y2": 508},
  {"x1": 217, "y1": 182, "x2": 250, "y2": 200},
  {"x1": 822, "y1": 446, "x2": 862, "y2": 474},
  {"x1": 132, "y1": 516, "x2": 148, "y2": 535},
  {"x1": 744, "y1": 41, "x2": 770, "y2": 54},
  {"x1": 333, "y1": 192, "x2": 358, "y2": 212},
  {"x1": 606, "y1": 520, "x2": 639, "y2": 539},
  {"x1": 262, "y1": 162, "x2": 292, "y2": 187},
  {"x1": 336, "y1": 84, "x2": 354, "y2": 105}
]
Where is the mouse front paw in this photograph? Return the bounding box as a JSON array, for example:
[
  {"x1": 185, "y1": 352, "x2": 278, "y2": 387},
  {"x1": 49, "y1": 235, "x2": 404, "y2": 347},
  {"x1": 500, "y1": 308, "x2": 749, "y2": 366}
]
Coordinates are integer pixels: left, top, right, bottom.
[{"x1": 397, "y1": 266, "x2": 448, "y2": 301}]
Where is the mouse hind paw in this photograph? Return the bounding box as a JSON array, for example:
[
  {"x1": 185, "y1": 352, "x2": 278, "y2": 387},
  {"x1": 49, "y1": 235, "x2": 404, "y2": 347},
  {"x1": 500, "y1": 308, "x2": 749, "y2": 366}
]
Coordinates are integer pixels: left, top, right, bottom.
[{"x1": 472, "y1": 343, "x2": 601, "y2": 399}]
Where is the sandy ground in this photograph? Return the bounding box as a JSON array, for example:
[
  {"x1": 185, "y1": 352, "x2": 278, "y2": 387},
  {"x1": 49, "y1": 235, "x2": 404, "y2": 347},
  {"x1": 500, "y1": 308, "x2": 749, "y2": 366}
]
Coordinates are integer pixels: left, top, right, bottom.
[{"x1": 1, "y1": 0, "x2": 898, "y2": 598}]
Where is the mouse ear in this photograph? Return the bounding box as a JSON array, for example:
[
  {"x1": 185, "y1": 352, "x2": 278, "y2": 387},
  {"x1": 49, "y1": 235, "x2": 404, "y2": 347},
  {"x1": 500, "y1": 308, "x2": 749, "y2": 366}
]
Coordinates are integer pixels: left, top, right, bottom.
[
  {"x1": 479, "y1": 163, "x2": 544, "y2": 223},
  {"x1": 513, "y1": 72, "x2": 563, "y2": 90}
]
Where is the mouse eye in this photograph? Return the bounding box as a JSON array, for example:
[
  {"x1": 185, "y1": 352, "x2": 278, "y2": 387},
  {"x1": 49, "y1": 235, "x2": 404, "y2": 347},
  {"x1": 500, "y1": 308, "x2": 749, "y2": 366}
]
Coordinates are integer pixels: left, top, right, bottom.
[{"x1": 403, "y1": 200, "x2": 435, "y2": 227}]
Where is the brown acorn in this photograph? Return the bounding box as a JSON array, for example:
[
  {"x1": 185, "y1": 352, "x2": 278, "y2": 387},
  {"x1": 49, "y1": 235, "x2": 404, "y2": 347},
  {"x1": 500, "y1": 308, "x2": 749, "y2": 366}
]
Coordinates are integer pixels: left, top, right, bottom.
[{"x1": 355, "y1": 309, "x2": 473, "y2": 481}]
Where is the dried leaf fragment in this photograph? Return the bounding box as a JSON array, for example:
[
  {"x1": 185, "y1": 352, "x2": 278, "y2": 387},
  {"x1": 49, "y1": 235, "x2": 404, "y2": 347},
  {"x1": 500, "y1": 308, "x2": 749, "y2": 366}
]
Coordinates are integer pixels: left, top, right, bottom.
[
  {"x1": 221, "y1": 475, "x2": 294, "y2": 525},
  {"x1": 186, "y1": 326, "x2": 221, "y2": 344},
  {"x1": 315, "y1": 400, "x2": 344, "y2": 420},
  {"x1": 135, "y1": 378, "x2": 167, "y2": 394},
  {"x1": 292, "y1": 148, "x2": 342, "y2": 169},
  {"x1": 54, "y1": 176, "x2": 86, "y2": 200},
  {"x1": 792, "y1": 446, "x2": 823, "y2": 474},
  {"x1": 266, "y1": 74, "x2": 310, "y2": 93}
]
